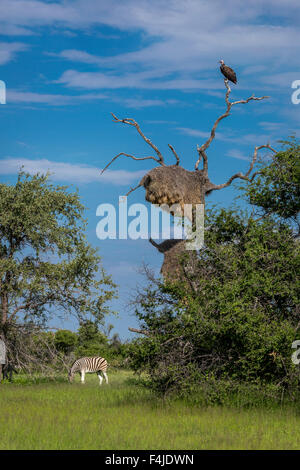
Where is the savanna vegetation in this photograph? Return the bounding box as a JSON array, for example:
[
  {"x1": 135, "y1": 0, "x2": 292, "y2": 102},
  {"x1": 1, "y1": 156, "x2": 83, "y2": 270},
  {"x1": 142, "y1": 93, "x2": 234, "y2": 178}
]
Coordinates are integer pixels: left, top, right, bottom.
[
  {"x1": 128, "y1": 139, "x2": 300, "y2": 401},
  {"x1": 0, "y1": 171, "x2": 117, "y2": 376},
  {"x1": 0, "y1": 139, "x2": 299, "y2": 450},
  {"x1": 1, "y1": 371, "x2": 300, "y2": 450}
]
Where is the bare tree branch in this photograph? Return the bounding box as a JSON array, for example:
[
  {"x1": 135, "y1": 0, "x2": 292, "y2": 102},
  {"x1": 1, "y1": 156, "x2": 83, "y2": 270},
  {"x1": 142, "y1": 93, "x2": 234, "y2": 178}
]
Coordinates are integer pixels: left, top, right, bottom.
[
  {"x1": 210, "y1": 144, "x2": 277, "y2": 191},
  {"x1": 124, "y1": 182, "x2": 143, "y2": 197},
  {"x1": 195, "y1": 79, "x2": 269, "y2": 170},
  {"x1": 128, "y1": 327, "x2": 150, "y2": 336},
  {"x1": 100, "y1": 112, "x2": 166, "y2": 175},
  {"x1": 8, "y1": 296, "x2": 55, "y2": 322},
  {"x1": 168, "y1": 144, "x2": 180, "y2": 165},
  {"x1": 196, "y1": 145, "x2": 208, "y2": 174},
  {"x1": 101, "y1": 152, "x2": 160, "y2": 175},
  {"x1": 149, "y1": 237, "x2": 161, "y2": 251},
  {"x1": 106, "y1": 112, "x2": 165, "y2": 166}
]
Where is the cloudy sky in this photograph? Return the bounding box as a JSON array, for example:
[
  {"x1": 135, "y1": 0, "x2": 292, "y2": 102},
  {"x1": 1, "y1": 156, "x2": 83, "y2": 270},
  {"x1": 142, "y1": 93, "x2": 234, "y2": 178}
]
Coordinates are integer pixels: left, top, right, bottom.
[{"x1": 0, "y1": 0, "x2": 299, "y2": 339}]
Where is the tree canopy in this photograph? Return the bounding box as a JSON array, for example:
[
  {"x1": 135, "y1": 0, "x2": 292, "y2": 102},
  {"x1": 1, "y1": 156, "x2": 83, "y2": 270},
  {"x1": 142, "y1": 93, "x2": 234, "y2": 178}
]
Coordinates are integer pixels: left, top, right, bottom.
[
  {"x1": 243, "y1": 137, "x2": 300, "y2": 222},
  {"x1": 0, "y1": 172, "x2": 117, "y2": 340}
]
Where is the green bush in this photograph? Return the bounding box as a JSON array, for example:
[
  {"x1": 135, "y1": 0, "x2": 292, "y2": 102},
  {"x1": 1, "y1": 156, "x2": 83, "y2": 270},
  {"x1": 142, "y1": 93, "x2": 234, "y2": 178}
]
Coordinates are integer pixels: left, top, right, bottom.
[
  {"x1": 75, "y1": 320, "x2": 108, "y2": 357},
  {"x1": 54, "y1": 330, "x2": 78, "y2": 354},
  {"x1": 129, "y1": 208, "x2": 300, "y2": 399}
]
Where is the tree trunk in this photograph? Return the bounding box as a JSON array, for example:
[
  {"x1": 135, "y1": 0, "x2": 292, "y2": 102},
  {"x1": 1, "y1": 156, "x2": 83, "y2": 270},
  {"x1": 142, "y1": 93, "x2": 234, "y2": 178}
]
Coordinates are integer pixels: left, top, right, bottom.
[
  {"x1": 0, "y1": 291, "x2": 8, "y2": 383},
  {"x1": 1, "y1": 291, "x2": 8, "y2": 326}
]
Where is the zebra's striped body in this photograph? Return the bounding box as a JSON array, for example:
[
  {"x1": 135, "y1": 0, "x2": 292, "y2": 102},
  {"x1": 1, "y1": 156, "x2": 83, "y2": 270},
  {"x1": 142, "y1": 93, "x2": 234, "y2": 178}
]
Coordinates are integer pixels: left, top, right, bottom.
[{"x1": 69, "y1": 356, "x2": 108, "y2": 385}]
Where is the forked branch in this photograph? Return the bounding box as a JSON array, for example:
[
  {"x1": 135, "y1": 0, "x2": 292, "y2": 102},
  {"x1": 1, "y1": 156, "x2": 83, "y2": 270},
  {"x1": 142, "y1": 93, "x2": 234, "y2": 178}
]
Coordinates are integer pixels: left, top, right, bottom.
[
  {"x1": 101, "y1": 113, "x2": 165, "y2": 175},
  {"x1": 195, "y1": 79, "x2": 269, "y2": 170},
  {"x1": 101, "y1": 152, "x2": 159, "y2": 174},
  {"x1": 210, "y1": 144, "x2": 276, "y2": 191}
]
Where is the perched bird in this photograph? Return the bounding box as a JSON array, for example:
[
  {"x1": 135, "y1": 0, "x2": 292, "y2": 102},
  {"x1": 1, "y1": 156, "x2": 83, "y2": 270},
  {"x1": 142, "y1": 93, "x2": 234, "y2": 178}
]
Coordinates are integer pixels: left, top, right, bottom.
[{"x1": 219, "y1": 60, "x2": 237, "y2": 84}]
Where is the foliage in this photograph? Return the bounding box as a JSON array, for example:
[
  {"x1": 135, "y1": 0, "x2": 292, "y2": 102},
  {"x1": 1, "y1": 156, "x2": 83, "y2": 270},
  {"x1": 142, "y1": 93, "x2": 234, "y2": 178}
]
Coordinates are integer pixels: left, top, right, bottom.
[
  {"x1": 128, "y1": 138, "x2": 300, "y2": 398},
  {"x1": 129, "y1": 208, "x2": 300, "y2": 397},
  {"x1": 75, "y1": 320, "x2": 108, "y2": 357},
  {"x1": 243, "y1": 137, "x2": 300, "y2": 220},
  {"x1": 0, "y1": 171, "x2": 117, "y2": 371},
  {"x1": 74, "y1": 321, "x2": 131, "y2": 365},
  {"x1": 54, "y1": 329, "x2": 78, "y2": 354},
  {"x1": 3, "y1": 324, "x2": 70, "y2": 377},
  {"x1": 0, "y1": 171, "x2": 117, "y2": 330},
  {"x1": 2, "y1": 320, "x2": 131, "y2": 378}
]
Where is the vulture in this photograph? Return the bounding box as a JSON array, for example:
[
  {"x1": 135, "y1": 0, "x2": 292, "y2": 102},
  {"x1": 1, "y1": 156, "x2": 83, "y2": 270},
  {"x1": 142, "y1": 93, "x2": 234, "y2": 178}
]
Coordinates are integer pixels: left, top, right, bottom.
[{"x1": 219, "y1": 60, "x2": 237, "y2": 84}]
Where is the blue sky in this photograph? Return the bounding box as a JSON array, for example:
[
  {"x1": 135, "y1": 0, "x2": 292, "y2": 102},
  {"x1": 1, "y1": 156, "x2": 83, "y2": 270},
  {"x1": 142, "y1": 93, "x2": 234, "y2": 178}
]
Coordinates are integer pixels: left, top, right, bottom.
[{"x1": 0, "y1": 0, "x2": 299, "y2": 340}]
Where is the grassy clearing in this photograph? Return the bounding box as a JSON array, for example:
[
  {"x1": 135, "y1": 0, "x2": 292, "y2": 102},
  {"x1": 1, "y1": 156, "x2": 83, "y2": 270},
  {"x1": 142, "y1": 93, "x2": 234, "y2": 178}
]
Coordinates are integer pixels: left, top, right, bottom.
[{"x1": 0, "y1": 370, "x2": 299, "y2": 450}]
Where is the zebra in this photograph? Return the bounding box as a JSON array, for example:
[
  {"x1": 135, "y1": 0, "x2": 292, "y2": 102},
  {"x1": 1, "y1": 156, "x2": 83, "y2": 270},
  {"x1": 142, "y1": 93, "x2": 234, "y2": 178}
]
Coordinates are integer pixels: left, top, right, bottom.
[{"x1": 69, "y1": 356, "x2": 108, "y2": 386}]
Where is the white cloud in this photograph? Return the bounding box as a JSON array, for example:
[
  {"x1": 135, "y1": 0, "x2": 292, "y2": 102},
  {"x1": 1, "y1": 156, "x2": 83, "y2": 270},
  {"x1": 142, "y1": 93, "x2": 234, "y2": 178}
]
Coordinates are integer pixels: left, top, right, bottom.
[
  {"x1": 7, "y1": 89, "x2": 107, "y2": 105},
  {"x1": 108, "y1": 261, "x2": 141, "y2": 279},
  {"x1": 0, "y1": 24, "x2": 34, "y2": 36},
  {"x1": 56, "y1": 69, "x2": 221, "y2": 90},
  {"x1": 0, "y1": 0, "x2": 299, "y2": 97},
  {"x1": 7, "y1": 89, "x2": 175, "y2": 109},
  {"x1": 227, "y1": 149, "x2": 252, "y2": 161},
  {"x1": 0, "y1": 42, "x2": 28, "y2": 64},
  {"x1": 260, "y1": 72, "x2": 300, "y2": 88},
  {"x1": 1, "y1": 1, "x2": 298, "y2": 91},
  {"x1": 47, "y1": 49, "x2": 106, "y2": 66},
  {"x1": 0, "y1": 158, "x2": 147, "y2": 184},
  {"x1": 258, "y1": 121, "x2": 283, "y2": 131},
  {"x1": 122, "y1": 98, "x2": 177, "y2": 108},
  {"x1": 176, "y1": 127, "x2": 210, "y2": 139},
  {"x1": 176, "y1": 126, "x2": 238, "y2": 143}
]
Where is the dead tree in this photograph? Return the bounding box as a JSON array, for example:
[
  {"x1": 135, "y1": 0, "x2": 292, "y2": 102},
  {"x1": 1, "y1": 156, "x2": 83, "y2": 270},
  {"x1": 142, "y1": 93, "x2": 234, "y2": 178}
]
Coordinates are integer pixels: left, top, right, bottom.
[
  {"x1": 102, "y1": 79, "x2": 275, "y2": 209},
  {"x1": 102, "y1": 79, "x2": 276, "y2": 284}
]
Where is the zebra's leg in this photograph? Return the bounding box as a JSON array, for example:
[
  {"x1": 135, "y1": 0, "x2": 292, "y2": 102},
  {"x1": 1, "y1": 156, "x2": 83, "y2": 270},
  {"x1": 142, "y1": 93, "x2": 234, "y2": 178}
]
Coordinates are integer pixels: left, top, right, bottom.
[
  {"x1": 103, "y1": 371, "x2": 108, "y2": 384},
  {"x1": 81, "y1": 370, "x2": 85, "y2": 384},
  {"x1": 97, "y1": 372, "x2": 103, "y2": 386}
]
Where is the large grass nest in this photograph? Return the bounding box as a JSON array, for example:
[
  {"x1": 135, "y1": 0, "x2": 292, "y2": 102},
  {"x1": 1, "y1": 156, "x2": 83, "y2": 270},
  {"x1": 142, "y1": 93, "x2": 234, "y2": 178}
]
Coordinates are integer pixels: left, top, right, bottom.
[{"x1": 139, "y1": 165, "x2": 214, "y2": 217}]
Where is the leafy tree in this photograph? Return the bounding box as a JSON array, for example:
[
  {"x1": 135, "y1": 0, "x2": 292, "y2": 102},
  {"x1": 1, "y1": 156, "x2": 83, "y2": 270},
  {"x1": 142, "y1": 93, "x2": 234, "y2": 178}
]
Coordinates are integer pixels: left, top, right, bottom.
[
  {"x1": 54, "y1": 329, "x2": 78, "y2": 354},
  {"x1": 109, "y1": 332, "x2": 122, "y2": 352},
  {"x1": 243, "y1": 137, "x2": 300, "y2": 221},
  {"x1": 76, "y1": 320, "x2": 108, "y2": 357},
  {"x1": 0, "y1": 172, "x2": 117, "y2": 367},
  {"x1": 129, "y1": 208, "x2": 299, "y2": 397}
]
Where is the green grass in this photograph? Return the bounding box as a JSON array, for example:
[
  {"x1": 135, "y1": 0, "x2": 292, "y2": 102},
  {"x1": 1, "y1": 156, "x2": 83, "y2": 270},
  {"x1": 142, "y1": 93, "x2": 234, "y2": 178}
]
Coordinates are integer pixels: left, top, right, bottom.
[{"x1": 0, "y1": 370, "x2": 300, "y2": 450}]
